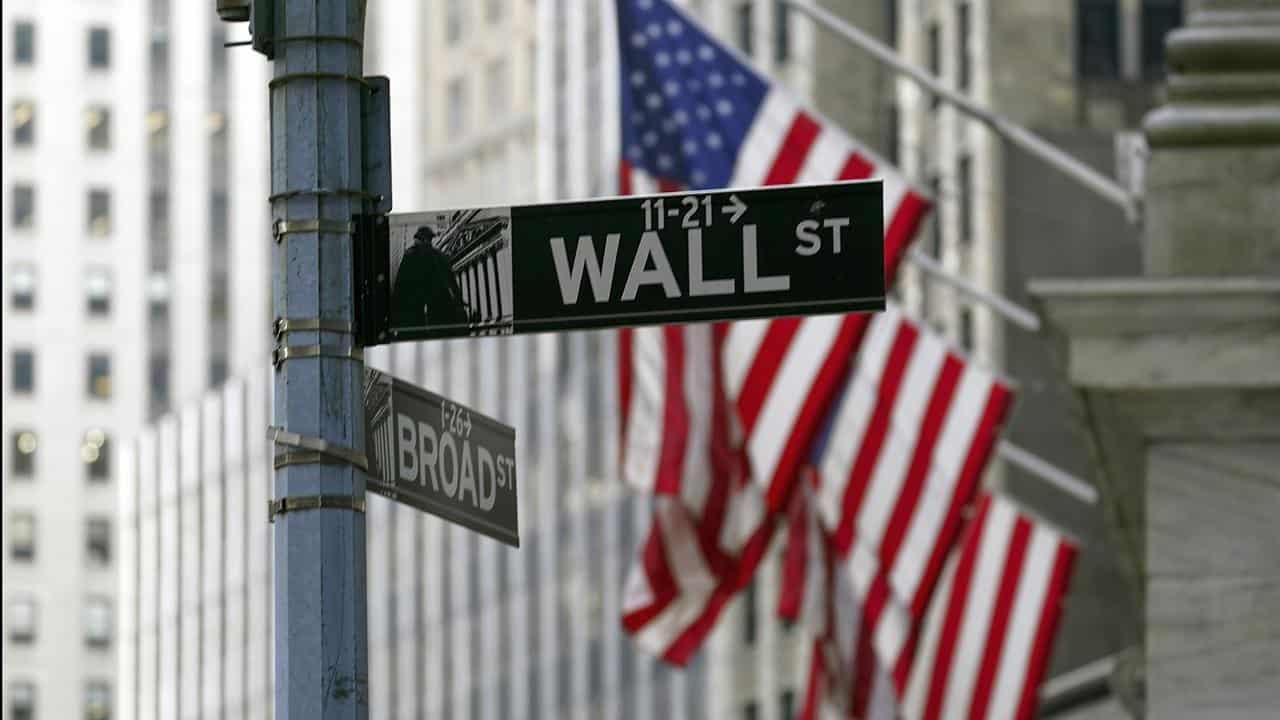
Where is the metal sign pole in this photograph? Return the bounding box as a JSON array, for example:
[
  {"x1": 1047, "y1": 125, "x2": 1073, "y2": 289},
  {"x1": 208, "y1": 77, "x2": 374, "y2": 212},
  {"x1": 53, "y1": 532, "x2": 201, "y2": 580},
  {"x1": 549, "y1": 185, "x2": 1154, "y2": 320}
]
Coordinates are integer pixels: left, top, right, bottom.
[
  {"x1": 222, "y1": 1, "x2": 371, "y2": 717},
  {"x1": 270, "y1": 1, "x2": 369, "y2": 715}
]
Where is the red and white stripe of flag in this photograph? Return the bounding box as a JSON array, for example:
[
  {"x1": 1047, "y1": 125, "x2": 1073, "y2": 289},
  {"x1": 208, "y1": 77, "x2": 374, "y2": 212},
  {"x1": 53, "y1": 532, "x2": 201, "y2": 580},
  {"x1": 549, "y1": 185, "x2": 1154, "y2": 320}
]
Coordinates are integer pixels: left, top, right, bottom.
[
  {"x1": 815, "y1": 303, "x2": 1015, "y2": 622},
  {"x1": 716, "y1": 89, "x2": 931, "y2": 514},
  {"x1": 901, "y1": 494, "x2": 1078, "y2": 720},
  {"x1": 779, "y1": 472, "x2": 901, "y2": 720}
]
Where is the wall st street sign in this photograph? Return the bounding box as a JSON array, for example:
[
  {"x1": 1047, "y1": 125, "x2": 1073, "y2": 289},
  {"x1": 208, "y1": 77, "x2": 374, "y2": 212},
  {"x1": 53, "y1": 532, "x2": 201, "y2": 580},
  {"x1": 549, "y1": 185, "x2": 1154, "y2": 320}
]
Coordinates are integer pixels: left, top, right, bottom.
[
  {"x1": 356, "y1": 180, "x2": 885, "y2": 343},
  {"x1": 363, "y1": 368, "x2": 518, "y2": 546}
]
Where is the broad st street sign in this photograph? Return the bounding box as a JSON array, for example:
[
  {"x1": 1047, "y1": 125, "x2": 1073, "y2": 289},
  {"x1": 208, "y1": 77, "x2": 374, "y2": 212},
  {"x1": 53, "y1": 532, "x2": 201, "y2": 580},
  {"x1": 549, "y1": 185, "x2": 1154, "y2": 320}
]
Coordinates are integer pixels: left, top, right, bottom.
[
  {"x1": 355, "y1": 180, "x2": 885, "y2": 344},
  {"x1": 362, "y1": 368, "x2": 518, "y2": 546}
]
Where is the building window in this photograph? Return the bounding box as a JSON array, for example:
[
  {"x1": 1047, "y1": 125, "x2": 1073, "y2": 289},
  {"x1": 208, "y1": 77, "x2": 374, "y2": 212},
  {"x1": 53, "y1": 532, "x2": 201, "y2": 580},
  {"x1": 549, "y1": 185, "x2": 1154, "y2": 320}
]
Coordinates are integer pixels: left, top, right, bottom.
[
  {"x1": 84, "y1": 597, "x2": 112, "y2": 649},
  {"x1": 86, "y1": 106, "x2": 111, "y2": 150},
  {"x1": 86, "y1": 517, "x2": 111, "y2": 567},
  {"x1": 86, "y1": 266, "x2": 112, "y2": 315},
  {"x1": 85, "y1": 681, "x2": 111, "y2": 720},
  {"x1": 210, "y1": 358, "x2": 228, "y2": 386},
  {"x1": 10, "y1": 264, "x2": 35, "y2": 310},
  {"x1": 774, "y1": 1, "x2": 791, "y2": 63},
  {"x1": 927, "y1": 22, "x2": 941, "y2": 107},
  {"x1": 780, "y1": 691, "x2": 796, "y2": 720},
  {"x1": 9, "y1": 682, "x2": 34, "y2": 720},
  {"x1": 150, "y1": 354, "x2": 170, "y2": 416},
  {"x1": 12, "y1": 349, "x2": 34, "y2": 394},
  {"x1": 1142, "y1": 0, "x2": 1182, "y2": 79},
  {"x1": 210, "y1": 191, "x2": 228, "y2": 242},
  {"x1": 12, "y1": 101, "x2": 34, "y2": 146},
  {"x1": 960, "y1": 306, "x2": 975, "y2": 350},
  {"x1": 958, "y1": 154, "x2": 973, "y2": 247},
  {"x1": 88, "y1": 27, "x2": 110, "y2": 69},
  {"x1": 149, "y1": 276, "x2": 170, "y2": 321},
  {"x1": 447, "y1": 0, "x2": 465, "y2": 44},
  {"x1": 83, "y1": 429, "x2": 110, "y2": 481},
  {"x1": 742, "y1": 701, "x2": 759, "y2": 720},
  {"x1": 10, "y1": 512, "x2": 35, "y2": 562},
  {"x1": 1077, "y1": 0, "x2": 1120, "y2": 79},
  {"x1": 487, "y1": 59, "x2": 509, "y2": 118},
  {"x1": 886, "y1": 0, "x2": 898, "y2": 48},
  {"x1": 11, "y1": 431, "x2": 36, "y2": 477},
  {"x1": 12, "y1": 184, "x2": 35, "y2": 228},
  {"x1": 87, "y1": 354, "x2": 111, "y2": 399},
  {"x1": 14, "y1": 21, "x2": 35, "y2": 65},
  {"x1": 88, "y1": 189, "x2": 111, "y2": 236},
  {"x1": 736, "y1": 3, "x2": 754, "y2": 56},
  {"x1": 448, "y1": 77, "x2": 467, "y2": 139},
  {"x1": 742, "y1": 581, "x2": 757, "y2": 645},
  {"x1": 957, "y1": 2, "x2": 971, "y2": 91},
  {"x1": 8, "y1": 596, "x2": 36, "y2": 644}
]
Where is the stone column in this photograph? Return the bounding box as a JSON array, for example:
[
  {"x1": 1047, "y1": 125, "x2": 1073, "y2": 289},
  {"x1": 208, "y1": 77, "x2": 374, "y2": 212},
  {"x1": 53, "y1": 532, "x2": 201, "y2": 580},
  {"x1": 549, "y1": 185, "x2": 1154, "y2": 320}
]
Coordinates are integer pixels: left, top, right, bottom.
[{"x1": 1030, "y1": 2, "x2": 1280, "y2": 717}]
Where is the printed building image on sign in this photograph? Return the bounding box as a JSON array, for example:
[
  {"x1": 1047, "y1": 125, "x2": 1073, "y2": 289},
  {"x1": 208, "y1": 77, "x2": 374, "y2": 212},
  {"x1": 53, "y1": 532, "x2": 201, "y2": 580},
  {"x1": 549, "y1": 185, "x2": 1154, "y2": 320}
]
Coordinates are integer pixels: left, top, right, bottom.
[
  {"x1": 363, "y1": 368, "x2": 519, "y2": 546},
  {"x1": 370, "y1": 180, "x2": 884, "y2": 342}
]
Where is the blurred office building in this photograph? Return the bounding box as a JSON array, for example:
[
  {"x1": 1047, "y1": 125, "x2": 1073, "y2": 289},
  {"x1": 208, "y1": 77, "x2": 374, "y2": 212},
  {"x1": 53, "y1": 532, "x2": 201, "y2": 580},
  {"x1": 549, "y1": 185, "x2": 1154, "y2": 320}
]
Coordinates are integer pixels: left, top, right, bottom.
[{"x1": 2, "y1": 1, "x2": 271, "y2": 718}]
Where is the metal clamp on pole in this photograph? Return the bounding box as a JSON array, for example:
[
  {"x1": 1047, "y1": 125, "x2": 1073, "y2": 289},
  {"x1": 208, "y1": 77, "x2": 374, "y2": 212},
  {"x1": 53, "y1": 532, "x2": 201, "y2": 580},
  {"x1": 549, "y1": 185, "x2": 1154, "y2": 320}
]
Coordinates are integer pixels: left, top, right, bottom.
[
  {"x1": 269, "y1": 426, "x2": 369, "y2": 472},
  {"x1": 272, "y1": 218, "x2": 355, "y2": 243},
  {"x1": 268, "y1": 494, "x2": 366, "y2": 523},
  {"x1": 273, "y1": 317, "x2": 354, "y2": 338},
  {"x1": 269, "y1": 188, "x2": 376, "y2": 203},
  {"x1": 271, "y1": 343, "x2": 362, "y2": 368},
  {"x1": 267, "y1": 71, "x2": 371, "y2": 89}
]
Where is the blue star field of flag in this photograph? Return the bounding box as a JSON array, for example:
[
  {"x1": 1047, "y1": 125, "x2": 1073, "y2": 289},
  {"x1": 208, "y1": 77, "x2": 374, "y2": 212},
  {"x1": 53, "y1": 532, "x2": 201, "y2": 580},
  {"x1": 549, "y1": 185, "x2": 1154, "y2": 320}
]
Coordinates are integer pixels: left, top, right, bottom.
[{"x1": 617, "y1": 0, "x2": 770, "y2": 190}]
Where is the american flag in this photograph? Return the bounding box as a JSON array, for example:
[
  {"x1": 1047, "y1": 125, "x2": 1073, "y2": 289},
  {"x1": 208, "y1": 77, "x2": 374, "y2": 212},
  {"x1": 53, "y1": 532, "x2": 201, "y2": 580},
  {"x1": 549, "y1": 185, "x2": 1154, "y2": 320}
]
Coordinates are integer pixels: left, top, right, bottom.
[
  {"x1": 616, "y1": 0, "x2": 929, "y2": 511},
  {"x1": 900, "y1": 494, "x2": 1077, "y2": 720},
  {"x1": 783, "y1": 489, "x2": 1077, "y2": 720},
  {"x1": 615, "y1": 3, "x2": 1075, "y2": 718},
  {"x1": 780, "y1": 308, "x2": 1031, "y2": 719},
  {"x1": 615, "y1": 0, "x2": 931, "y2": 666}
]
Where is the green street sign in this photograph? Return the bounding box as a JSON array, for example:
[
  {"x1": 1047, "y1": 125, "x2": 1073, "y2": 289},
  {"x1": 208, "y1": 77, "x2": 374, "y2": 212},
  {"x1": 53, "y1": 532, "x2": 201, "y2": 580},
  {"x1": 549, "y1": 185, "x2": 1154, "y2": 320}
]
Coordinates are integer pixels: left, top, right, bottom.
[
  {"x1": 356, "y1": 180, "x2": 884, "y2": 344},
  {"x1": 363, "y1": 368, "x2": 518, "y2": 547}
]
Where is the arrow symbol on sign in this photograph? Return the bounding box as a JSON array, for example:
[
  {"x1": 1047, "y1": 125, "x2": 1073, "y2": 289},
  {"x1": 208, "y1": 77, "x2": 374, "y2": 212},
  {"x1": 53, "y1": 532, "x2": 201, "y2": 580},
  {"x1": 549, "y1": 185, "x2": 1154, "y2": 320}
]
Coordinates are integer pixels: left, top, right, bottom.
[{"x1": 721, "y1": 194, "x2": 748, "y2": 224}]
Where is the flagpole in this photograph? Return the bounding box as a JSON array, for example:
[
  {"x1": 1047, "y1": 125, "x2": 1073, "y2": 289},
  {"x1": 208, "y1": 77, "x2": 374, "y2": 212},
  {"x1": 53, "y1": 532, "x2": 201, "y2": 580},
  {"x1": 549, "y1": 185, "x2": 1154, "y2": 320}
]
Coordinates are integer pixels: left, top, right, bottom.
[
  {"x1": 997, "y1": 440, "x2": 1098, "y2": 505},
  {"x1": 783, "y1": 0, "x2": 1142, "y2": 223},
  {"x1": 907, "y1": 248, "x2": 1041, "y2": 332}
]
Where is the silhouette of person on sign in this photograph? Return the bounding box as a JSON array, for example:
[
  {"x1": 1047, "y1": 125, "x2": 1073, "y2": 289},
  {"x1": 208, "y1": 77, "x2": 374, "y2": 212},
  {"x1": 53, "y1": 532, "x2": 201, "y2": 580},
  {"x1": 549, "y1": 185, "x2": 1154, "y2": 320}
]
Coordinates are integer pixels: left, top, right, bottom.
[{"x1": 390, "y1": 226, "x2": 468, "y2": 329}]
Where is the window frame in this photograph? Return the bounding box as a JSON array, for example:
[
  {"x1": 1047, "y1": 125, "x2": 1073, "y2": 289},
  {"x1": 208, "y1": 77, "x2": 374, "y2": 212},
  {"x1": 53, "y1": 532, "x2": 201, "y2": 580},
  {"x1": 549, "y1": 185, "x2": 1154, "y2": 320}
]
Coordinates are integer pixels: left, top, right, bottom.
[
  {"x1": 85, "y1": 680, "x2": 112, "y2": 720},
  {"x1": 84, "y1": 596, "x2": 112, "y2": 650},
  {"x1": 773, "y1": 0, "x2": 791, "y2": 64},
  {"x1": 86, "y1": 517, "x2": 111, "y2": 567},
  {"x1": 87, "y1": 353, "x2": 112, "y2": 400},
  {"x1": 85, "y1": 430, "x2": 111, "y2": 482},
  {"x1": 10, "y1": 430, "x2": 37, "y2": 477},
  {"x1": 12, "y1": 100, "x2": 35, "y2": 146},
  {"x1": 88, "y1": 188, "x2": 112, "y2": 236},
  {"x1": 88, "y1": 26, "x2": 111, "y2": 69},
  {"x1": 12, "y1": 348, "x2": 35, "y2": 394},
  {"x1": 86, "y1": 105, "x2": 111, "y2": 151},
  {"x1": 1076, "y1": 0, "x2": 1121, "y2": 80},
  {"x1": 12, "y1": 184, "x2": 35, "y2": 229},
  {"x1": 9, "y1": 263, "x2": 36, "y2": 311},
  {"x1": 13, "y1": 21, "x2": 35, "y2": 65},
  {"x1": 447, "y1": 77, "x2": 468, "y2": 139},
  {"x1": 8, "y1": 596, "x2": 37, "y2": 644},
  {"x1": 10, "y1": 512, "x2": 35, "y2": 562},
  {"x1": 487, "y1": 58, "x2": 510, "y2": 119},
  {"x1": 86, "y1": 266, "x2": 113, "y2": 316},
  {"x1": 736, "y1": 2, "x2": 754, "y2": 57},
  {"x1": 9, "y1": 680, "x2": 35, "y2": 720}
]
